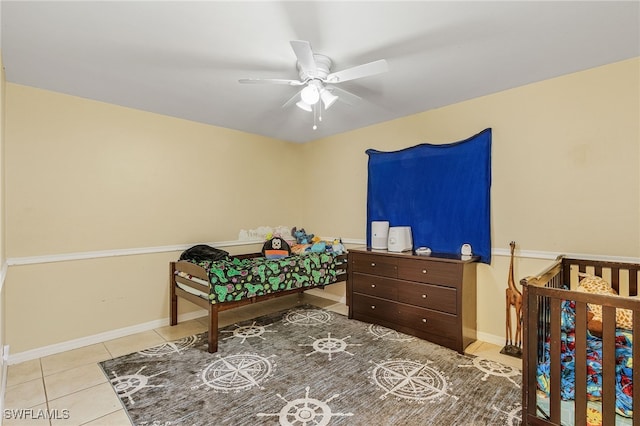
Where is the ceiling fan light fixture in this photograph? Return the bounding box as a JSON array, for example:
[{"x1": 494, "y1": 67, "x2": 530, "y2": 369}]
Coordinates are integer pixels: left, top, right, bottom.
[
  {"x1": 296, "y1": 100, "x2": 312, "y2": 112},
  {"x1": 300, "y1": 84, "x2": 320, "y2": 105},
  {"x1": 320, "y1": 89, "x2": 338, "y2": 110}
]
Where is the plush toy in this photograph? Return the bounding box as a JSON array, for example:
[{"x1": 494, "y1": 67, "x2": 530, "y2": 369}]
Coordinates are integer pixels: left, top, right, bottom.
[
  {"x1": 290, "y1": 244, "x2": 309, "y2": 255},
  {"x1": 310, "y1": 241, "x2": 326, "y2": 253},
  {"x1": 262, "y1": 237, "x2": 291, "y2": 259},
  {"x1": 331, "y1": 239, "x2": 346, "y2": 255},
  {"x1": 576, "y1": 273, "x2": 633, "y2": 336},
  {"x1": 291, "y1": 227, "x2": 314, "y2": 245}
]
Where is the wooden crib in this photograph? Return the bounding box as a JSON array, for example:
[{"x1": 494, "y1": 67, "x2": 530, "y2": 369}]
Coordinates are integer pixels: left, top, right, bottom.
[{"x1": 521, "y1": 256, "x2": 640, "y2": 425}]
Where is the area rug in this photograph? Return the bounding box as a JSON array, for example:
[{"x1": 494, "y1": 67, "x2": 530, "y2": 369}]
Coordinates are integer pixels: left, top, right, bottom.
[{"x1": 100, "y1": 306, "x2": 522, "y2": 425}]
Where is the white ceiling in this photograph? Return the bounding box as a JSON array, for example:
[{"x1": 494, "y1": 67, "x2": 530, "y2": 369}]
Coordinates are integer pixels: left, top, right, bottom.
[{"x1": 2, "y1": 1, "x2": 639, "y2": 143}]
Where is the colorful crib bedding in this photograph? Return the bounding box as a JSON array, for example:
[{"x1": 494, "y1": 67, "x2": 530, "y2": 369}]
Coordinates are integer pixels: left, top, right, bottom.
[
  {"x1": 537, "y1": 299, "x2": 633, "y2": 417},
  {"x1": 179, "y1": 252, "x2": 342, "y2": 304}
]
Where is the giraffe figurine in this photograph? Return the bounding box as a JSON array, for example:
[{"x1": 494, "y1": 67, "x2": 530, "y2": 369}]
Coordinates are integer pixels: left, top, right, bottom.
[{"x1": 503, "y1": 241, "x2": 523, "y2": 356}]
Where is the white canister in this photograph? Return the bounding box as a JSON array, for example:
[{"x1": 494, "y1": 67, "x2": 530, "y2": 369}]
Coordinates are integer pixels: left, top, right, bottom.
[{"x1": 371, "y1": 221, "x2": 390, "y2": 249}]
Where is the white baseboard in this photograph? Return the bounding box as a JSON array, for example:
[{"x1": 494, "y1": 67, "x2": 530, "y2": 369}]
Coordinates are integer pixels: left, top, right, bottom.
[
  {"x1": 476, "y1": 331, "x2": 508, "y2": 348},
  {"x1": 7, "y1": 310, "x2": 207, "y2": 365},
  {"x1": 7, "y1": 288, "x2": 350, "y2": 365}
]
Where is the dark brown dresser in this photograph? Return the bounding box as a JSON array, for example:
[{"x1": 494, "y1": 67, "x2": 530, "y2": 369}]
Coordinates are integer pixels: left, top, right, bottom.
[{"x1": 347, "y1": 247, "x2": 478, "y2": 353}]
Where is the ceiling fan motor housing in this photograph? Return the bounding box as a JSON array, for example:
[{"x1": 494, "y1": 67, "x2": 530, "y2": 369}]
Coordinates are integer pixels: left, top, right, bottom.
[{"x1": 297, "y1": 54, "x2": 332, "y2": 81}]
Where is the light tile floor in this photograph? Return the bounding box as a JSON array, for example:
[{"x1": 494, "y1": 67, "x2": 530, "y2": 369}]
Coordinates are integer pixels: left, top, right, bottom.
[{"x1": 5, "y1": 294, "x2": 521, "y2": 425}]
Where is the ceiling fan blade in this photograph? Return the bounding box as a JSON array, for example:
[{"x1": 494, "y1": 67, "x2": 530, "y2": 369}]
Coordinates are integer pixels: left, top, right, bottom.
[
  {"x1": 327, "y1": 86, "x2": 362, "y2": 106},
  {"x1": 239, "y1": 78, "x2": 304, "y2": 86},
  {"x1": 290, "y1": 40, "x2": 317, "y2": 76},
  {"x1": 325, "y1": 59, "x2": 389, "y2": 83}
]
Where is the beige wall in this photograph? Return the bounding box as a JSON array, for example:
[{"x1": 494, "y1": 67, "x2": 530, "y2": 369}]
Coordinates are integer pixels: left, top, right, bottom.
[
  {"x1": 3, "y1": 57, "x2": 639, "y2": 355},
  {"x1": 3, "y1": 86, "x2": 304, "y2": 353},
  {"x1": 302, "y1": 57, "x2": 640, "y2": 340},
  {"x1": 303, "y1": 58, "x2": 640, "y2": 256},
  {"x1": 5, "y1": 85, "x2": 304, "y2": 257}
]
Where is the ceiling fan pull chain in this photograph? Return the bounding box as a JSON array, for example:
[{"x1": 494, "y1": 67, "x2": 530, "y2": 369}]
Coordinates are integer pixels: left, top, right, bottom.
[{"x1": 313, "y1": 103, "x2": 318, "y2": 130}]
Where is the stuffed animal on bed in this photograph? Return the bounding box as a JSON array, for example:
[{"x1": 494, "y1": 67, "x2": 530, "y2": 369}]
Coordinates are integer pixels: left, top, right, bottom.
[
  {"x1": 330, "y1": 239, "x2": 346, "y2": 255},
  {"x1": 576, "y1": 273, "x2": 633, "y2": 336},
  {"x1": 262, "y1": 237, "x2": 291, "y2": 259},
  {"x1": 291, "y1": 227, "x2": 314, "y2": 245}
]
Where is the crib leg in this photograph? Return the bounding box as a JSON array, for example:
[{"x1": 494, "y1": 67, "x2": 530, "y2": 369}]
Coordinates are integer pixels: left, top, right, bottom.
[{"x1": 208, "y1": 304, "x2": 219, "y2": 353}]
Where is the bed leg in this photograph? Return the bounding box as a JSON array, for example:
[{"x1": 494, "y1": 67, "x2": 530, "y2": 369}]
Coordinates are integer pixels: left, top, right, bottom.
[
  {"x1": 170, "y1": 262, "x2": 178, "y2": 326},
  {"x1": 208, "y1": 304, "x2": 219, "y2": 353}
]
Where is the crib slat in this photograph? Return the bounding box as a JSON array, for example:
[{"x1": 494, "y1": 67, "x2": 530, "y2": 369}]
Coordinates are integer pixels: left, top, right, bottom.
[
  {"x1": 631, "y1": 269, "x2": 638, "y2": 296},
  {"x1": 549, "y1": 298, "x2": 562, "y2": 424},
  {"x1": 601, "y1": 306, "x2": 616, "y2": 425},
  {"x1": 523, "y1": 284, "x2": 539, "y2": 421},
  {"x1": 574, "y1": 301, "x2": 588, "y2": 426},
  {"x1": 594, "y1": 265, "x2": 603, "y2": 279},
  {"x1": 610, "y1": 267, "x2": 620, "y2": 294}
]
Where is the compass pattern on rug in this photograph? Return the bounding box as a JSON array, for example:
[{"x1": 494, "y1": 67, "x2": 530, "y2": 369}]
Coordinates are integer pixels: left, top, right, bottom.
[
  {"x1": 492, "y1": 402, "x2": 522, "y2": 426},
  {"x1": 256, "y1": 386, "x2": 354, "y2": 426},
  {"x1": 220, "y1": 321, "x2": 277, "y2": 344},
  {"x1": 283, "y1": 308, "x2": 333, "y2": 326},
  {"x1": 138, "y1": 335, "x2": 200, "y2": 357},
  {"x1": 370, "y1": 359, "x2": 457, "y2": 403},
  {"x1": 192, "y1": 353, "x2": 275, "y2": 393},
  {"x1": 458, "y1": 357, "x2": 521, "y2": 387},
  {"x1": 368, "y1": 324, "x2": 414, "y2": 342},
  {"x1": 110, "y1": 366, "x2": 166, "y2": 405},
  {"x1": 299, "y1": 332, "x2": 362, "y2": 361}
]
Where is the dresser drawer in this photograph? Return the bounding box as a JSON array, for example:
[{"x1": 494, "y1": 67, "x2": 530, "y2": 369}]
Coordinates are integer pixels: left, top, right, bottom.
[
  {"x1": 350, "y1": 253, "x2": 397, "y2": 278},
  {"x1": 352, "y1": 294, "x2": 398, "y2": 321},
  {"x1": 396, "y1": 304, "x2": 458, "y2": 341},
  {"x1": 352, "y1": 274, "x2": 398, "y2": 300},
  {"x1": 397, "y1": 282, "x2": 457, "y2": 314},
  {"x1": 397, "y1": 258, "x2": 461, "y2": 286}
]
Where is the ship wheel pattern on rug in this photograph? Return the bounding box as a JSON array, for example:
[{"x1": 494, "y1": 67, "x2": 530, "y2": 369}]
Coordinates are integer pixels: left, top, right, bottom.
[
  {"x1": 368, "y1": 324, "x2": 415, "y2": 342},
  {"x1": 493, "y1": 402, "x2": 523, "y2": 426},
  {"x1": 110, "y1": 366, "x2": 166, "y2": 405},
  {"x1": 458, "y1": 357, "x2": 521, "y2": 387},
  {"x1": 220, "y1": 321, "x2": 278, "y2": 344},
  {"x1": 298, "y1": 332, "x2": 363, "y2": 361},
  {"x1": 283, "y1": 308, "x2": 333, "y2": 326},
  {"x1": 256, "y1": 386, "x2": 354, "y2": 426},
  {"x1": 192, "y1": 353, "x2": 276, "y2": 392},
  {"x1": 369, "y1": 359, "x2": 457, "y2": 403},
  {"x1": 137, "y1": 334, "x2": 200, "y2": 357}
]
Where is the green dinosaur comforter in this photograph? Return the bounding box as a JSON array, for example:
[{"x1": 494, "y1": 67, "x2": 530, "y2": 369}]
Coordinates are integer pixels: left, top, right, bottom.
[{"x1": 189, "y1": 252, "x2": 341, "y2": 304}]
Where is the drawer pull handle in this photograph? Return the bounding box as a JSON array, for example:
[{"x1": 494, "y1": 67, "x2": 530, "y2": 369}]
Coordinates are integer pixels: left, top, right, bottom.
[
  {"x1": 371, "y1": 305, "x2": 376, "y2": 310},
  {"x1": 421, "y1": 294, "x2": 427, "y2": 299},
  {"x1": 422, "y1": 269, "x2": 428, "y2": 274},
  {"x1": 422, "y1": 318, "x2": 427, "y2": 323},
  {"x1": 371, "y1": 262, "x2": 376, "y2": 267},
  {"x1": 371, "y1": 284, "x2": 376, "y2": 288}
]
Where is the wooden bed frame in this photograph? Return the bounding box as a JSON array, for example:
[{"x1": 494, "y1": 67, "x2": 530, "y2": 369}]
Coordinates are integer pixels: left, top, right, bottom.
[
  {"x1": 170, "y1": 252, "x2": 348, "y2": 353},
  {"x1": 521, "y1": 256, "x2": 640, "y2": 425}
]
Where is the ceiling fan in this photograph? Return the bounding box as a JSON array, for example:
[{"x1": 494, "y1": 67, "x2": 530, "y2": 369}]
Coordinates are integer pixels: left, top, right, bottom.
[{"x1": 239, "y1": 40, "x2": 388, "y2": 129}]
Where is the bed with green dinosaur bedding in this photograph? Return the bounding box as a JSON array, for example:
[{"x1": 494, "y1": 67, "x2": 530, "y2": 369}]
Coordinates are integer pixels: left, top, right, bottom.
[{"x1": 170, "y1": 251, "x2": 347, "y2": 352}]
